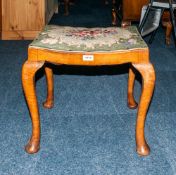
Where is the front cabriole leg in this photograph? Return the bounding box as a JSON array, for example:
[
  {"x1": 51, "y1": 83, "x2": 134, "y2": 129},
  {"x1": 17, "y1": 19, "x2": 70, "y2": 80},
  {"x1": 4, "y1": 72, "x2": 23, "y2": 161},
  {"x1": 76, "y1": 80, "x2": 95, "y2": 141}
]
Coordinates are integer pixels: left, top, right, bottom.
[
  {"x1": 22, "y1": 60, "x2": 45, "y2": 154},
  {"x1": 132, "y1": 63, "x2": 155, "y2": 156}
]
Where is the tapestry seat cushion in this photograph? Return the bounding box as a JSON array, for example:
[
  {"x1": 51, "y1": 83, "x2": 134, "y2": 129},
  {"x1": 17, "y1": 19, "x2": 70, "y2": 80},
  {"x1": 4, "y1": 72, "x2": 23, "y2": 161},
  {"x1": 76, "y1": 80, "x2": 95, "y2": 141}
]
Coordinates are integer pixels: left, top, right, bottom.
[{"x1": 29, "y1": 25, "x2": 147, "y2": 52}]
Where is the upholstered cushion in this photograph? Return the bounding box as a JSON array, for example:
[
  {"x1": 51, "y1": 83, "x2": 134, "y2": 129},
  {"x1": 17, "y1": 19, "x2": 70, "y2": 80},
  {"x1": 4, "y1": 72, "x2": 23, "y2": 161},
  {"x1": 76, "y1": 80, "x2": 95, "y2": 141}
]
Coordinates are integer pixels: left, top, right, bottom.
[{"x1": 29, "y1": 25, "x2": 147, "y2": 52}]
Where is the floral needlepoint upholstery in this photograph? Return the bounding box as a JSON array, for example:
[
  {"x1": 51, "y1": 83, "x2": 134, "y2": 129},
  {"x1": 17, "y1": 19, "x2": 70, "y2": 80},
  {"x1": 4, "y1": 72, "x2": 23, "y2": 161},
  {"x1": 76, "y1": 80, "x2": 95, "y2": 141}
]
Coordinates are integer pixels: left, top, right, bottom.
[{"x1": 30, "y1": 25, "x2": 147, "y2": 52}]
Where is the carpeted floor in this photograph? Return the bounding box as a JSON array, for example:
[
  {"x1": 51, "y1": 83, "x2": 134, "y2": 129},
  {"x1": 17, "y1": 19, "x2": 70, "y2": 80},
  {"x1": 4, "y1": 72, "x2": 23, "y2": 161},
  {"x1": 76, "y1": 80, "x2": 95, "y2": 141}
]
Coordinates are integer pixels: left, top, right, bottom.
[{"x1": 1, "y1": 0, "x2": 176, "y2": 174}]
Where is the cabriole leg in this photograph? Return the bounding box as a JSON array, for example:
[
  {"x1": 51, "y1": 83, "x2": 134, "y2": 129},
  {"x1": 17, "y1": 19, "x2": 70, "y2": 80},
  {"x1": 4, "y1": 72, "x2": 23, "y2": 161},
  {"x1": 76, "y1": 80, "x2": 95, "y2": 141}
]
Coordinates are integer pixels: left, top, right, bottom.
[
  {"x1": 43, "y1": 67, "x2": 54, "y2": 109},
  {"x1": 128, "y1": 67, "x2": 138, "y2": 109},
  {"x1": 132, "y1": 63, "x2": 155, "y2": 156},
  {"x1": 22, "y1": 61, "x2": 45, "y2": 154}
]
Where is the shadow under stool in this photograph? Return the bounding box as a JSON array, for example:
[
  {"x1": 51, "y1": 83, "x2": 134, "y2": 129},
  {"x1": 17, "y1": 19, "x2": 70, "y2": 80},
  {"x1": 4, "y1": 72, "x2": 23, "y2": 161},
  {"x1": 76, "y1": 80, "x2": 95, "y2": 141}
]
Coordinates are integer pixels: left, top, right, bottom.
[{"x1": 22, "y1": 25, "x2": 156, "y2": 156}]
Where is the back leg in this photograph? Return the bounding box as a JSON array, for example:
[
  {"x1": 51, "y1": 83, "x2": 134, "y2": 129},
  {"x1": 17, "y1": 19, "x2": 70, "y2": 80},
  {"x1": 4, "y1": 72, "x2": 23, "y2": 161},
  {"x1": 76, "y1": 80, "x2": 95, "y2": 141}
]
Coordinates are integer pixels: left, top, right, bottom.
[
  {"x1": 43, "y1": 66, "x2": 54, "y2": 109},
  {"x1": 127, "y1": 67, "x2": 138, "y2": 109}
]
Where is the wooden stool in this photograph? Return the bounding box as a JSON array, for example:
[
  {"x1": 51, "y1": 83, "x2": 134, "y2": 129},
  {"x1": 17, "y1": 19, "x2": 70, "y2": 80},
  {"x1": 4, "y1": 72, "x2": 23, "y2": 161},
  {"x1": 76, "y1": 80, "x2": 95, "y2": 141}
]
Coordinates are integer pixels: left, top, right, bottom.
[{"x1": 22, "y1": 25, "x2": 156, "y2": 156}]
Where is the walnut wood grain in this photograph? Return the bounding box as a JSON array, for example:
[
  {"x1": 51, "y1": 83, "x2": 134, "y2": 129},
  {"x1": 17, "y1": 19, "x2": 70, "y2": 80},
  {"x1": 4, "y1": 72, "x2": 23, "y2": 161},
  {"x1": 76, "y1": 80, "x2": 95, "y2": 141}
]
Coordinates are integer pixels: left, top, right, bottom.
[
  {"x1": 132, "y1": 63, "x2": 155, "y2": 156},
  {"x1": 28, "y1": 47, "x2": 149, "y2": 65},
  {"x1": 127, "y1": 67, "x2": 138, "y2": 109},
  {"x1": 122, "y1": 0, "x2": 149, "y2": 22},
  {"x1": 22, "y1": 60, "x2": 45, "y2": 154},
  {"x1": 43, "y1": 67, "x2": 54, "y2": 109}
]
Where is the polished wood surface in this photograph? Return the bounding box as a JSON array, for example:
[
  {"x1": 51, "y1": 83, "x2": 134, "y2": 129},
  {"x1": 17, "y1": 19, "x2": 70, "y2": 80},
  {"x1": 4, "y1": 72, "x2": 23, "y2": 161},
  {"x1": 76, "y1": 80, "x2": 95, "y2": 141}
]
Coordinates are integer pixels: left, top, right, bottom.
[
  {"x1": 131, "y1": 63, "x2": 155, "y2": 155},
  {"x1": 1, "y1": 0, "x2": 58, "y2": 40},
  {"x1": 22, "y1": 43, "x2": 155, "y2": 156},
  {"x1": 22, "y1": 61, "x2": 44, "y2": 154},
  {"x1": 122, "y1": 0, "x2": 149, "y2": 24},
  {"x1": 43, "y1": 67, "x2": 54, "y2": 109}
]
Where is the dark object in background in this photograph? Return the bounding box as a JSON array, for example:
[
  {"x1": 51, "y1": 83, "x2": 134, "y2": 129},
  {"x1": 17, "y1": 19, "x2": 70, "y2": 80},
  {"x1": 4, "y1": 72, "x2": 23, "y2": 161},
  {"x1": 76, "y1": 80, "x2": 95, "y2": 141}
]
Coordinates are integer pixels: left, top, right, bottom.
[
  {"x1": 58, "y1": 0, "x2": 76, "y2": 16},
  {"x1": 111, "y1": 0, "x2": 122, "y2": 26},
  {"x1": 139, "y1": 5, "x2": 162, "y2": 37},
  {"x1": 138, "y1": 0, "x2": 176, "y2": 46}
]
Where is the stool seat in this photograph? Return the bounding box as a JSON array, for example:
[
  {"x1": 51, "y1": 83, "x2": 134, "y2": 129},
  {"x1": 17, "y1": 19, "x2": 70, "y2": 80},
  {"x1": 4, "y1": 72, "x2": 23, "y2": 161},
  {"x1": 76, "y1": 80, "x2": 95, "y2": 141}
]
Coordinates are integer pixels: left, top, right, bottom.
[{"x1": 30, "y1": 25, "x2": 147, "y2": 52}]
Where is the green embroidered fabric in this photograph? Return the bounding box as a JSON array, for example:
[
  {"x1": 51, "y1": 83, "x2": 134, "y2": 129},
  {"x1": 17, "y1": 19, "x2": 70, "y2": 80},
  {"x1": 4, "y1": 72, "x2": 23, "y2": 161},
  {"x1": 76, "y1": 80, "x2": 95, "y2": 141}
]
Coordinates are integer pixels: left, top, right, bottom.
[{"x1": 29, "y1": 25, "x2": 147, "y2": 52}]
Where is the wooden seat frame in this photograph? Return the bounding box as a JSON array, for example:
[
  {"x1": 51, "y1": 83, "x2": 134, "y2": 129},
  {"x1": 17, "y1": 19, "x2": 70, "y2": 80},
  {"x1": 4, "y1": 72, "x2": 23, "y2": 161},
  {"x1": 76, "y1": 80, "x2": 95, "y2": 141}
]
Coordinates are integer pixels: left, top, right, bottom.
[{"x1": 22, "y1": 46, "x2": 155, "y2": 156}]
